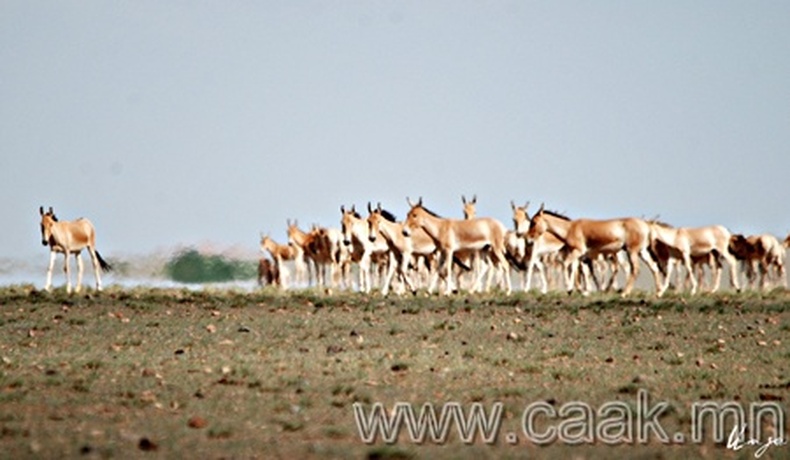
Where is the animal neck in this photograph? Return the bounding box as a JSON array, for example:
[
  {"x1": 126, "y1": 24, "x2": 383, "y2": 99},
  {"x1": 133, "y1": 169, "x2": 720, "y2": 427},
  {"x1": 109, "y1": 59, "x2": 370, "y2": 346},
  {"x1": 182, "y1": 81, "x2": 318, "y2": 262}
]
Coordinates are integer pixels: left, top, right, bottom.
[
  {"x1": 47, "y1": 222, "x2": 69, "y2": 249},
  {"x1": 415, "y1": 211, "x2": 443, "y2": 239},
  {"x1": 542, "y1": 216, "x2": 570, "y2": 241},
  {"x1": 349, "y1": 218, "x2": 369, "y2": 242},
  {"x1": 651, "y1": 224, "x2": 678, "y2": 245},
  {"x1": 289, "y1": 228, "x2": 308, "y2": 246}
]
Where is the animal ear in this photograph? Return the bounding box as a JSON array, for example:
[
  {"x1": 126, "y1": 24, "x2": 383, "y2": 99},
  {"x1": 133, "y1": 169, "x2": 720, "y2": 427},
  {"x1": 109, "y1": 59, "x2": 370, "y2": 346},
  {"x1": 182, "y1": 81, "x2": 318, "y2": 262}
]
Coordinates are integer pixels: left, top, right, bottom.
[
  {"x1": 39, "y1": 206, "x2": 44, "y2": 216},
  {"x1": 340, "y1": 205, "x2": 345, "y2": 214},
  {"x1": 462, "y1": 195, "x2": 467, "y2": 205},
  {"x1": 538, "y1": 202, "x2": 545, "y2": 214},
  {"x1": 524, "y1": 201, "x2": 530, "y2": 211},
  {"x1": 406, "y1": 197, "x2": 414, "y2": 207},
  {"x1": 510, "y1": 200, "x2": 515, "y2": 211},
  {"x1": 351, "y1": 204, "x2": 356, "y2": 214},
  {"x1": 367, "y1": 202, "x2": 373, "y2": 213},
  {"x1": 48, "y1": 206, "x2": 54, "y2": 214},
  {"x1": 418, "y1": 196, "x2": 423, "y2": 206},
  {"x1": 472, "y1": 194, "x2": 477, "y2": 204},
  {"x1": 377, "y1": 202, "x2": 382, "y2": 212}
]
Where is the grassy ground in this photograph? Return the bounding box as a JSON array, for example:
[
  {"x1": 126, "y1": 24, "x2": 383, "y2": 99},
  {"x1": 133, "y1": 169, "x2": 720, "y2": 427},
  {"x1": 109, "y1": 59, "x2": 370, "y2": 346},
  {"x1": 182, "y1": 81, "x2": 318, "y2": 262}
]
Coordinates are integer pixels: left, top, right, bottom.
[{"x1": 0, "y1": 285, "x2": 788, "y2": 459}]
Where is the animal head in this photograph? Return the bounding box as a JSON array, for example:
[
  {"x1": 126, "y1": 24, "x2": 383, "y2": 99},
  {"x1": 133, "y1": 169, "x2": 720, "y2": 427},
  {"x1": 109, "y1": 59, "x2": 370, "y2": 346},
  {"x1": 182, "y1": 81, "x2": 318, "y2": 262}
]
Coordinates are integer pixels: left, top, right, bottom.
[
  {"x1": 286, "y1": 219, "x2": 304, "y2": 244},
  {"x1": 402, "y1": 197, "x2": 425, "y2": 237},
  {"x1": 728, "y1": 234, "x2": 753, "y2": 259},
  {"x1": 259, "y1": 233, "x2": 274, "y2": 252},
  {"x1": 39, "y1": 206, "x2": 58, "y2": 246},
  {"x1": 510, "y1": 200, "x2": 530, "y2": 236},
  {"x1": 366, "y1": 202, "x2": 382, "y2": 243},
  {"x1": 306, "y1": 226, "x2": 329, "y2": 255},
  {"x1": 461, "y1": 194, "x2": 477, "y2": 220},
  {"x1": 526, "y1": 203, "x2": 548, "y2": 242},
  {"x1": 340, "y1": 205, "x2": 359, "y2": 246}
]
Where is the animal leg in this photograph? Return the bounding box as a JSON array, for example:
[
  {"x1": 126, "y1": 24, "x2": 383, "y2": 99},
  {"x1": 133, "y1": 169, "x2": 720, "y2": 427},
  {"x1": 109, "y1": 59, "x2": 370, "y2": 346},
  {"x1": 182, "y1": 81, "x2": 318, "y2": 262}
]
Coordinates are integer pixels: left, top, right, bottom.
[
  {"x1": 638, "y1": 248, "x2": 663, "y2": 296},
  {"x1": 564, "y1": 251, "x2": 581, "y2": 295},
  {"x1": 622, "y1": 251, "x2": 641, "y2": 297},
  {"x1": 75, "y1": 252, "x2": 84, "y2": 293},
  {"x1": 88, "y1": 248, "x2": 103, "y2": 291},
  {"x1": 710, "y1": 256, "x2": 723, "y2": 293},
  {"x1": 524, "y1": 252, "x2": 535, "y2": 292},
  {"x1": 444, "y1": 250, "x2": 456, "y2": 295},
  {"x1": 682, "y1": 254, "x2": 697, "y2": 295},
  {"x1": 359, "y1": 253, "x2": 371, "y2": 293},
  {"x1": 381, "y1": 253, "x2": 397, "y2": 296},
  {"x1": 605, "y1": 255, "x2": 621, "y2": 292},
  {"x1": 501, "y1": 254, "x2": 512, "y2": 295},
  {"x1": 44, "y1": 251, "x2": 57, "y2": 292},
  {"x1": 658, "y1": 257, "x2": 674, "y2": 297},
  {"x1": 63, "y1": 252, "x2": 72, "y2": 294},
  {"x1": 277, "y1": 258, "x2": 289, "y2": 289},
  {"x1": 399, "y1": 252, "x2": 416, "y2": 294},
  {"x1": 723, "y1": 252, "x2": 741, "y2": 291}
]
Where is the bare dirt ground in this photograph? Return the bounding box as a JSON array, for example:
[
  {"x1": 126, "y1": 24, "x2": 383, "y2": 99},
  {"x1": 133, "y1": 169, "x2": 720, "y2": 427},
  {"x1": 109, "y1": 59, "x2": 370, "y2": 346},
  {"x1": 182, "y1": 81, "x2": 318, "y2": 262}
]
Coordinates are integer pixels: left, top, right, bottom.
[{"x1": 0, "y1": 285, "x2": 788, "y2": 459}]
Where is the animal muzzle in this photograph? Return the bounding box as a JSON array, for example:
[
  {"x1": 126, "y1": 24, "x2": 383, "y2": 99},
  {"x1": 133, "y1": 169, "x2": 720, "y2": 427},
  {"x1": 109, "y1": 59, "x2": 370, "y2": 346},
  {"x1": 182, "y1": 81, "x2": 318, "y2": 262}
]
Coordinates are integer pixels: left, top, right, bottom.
[
  {"x1": 343, "y1": 239, "x2": 351, "y2": 246},
  {"x1": 42, "y1": 239, "x2": 48, "y2": 246},
  {"x1": 368, "y1": 235, "x2": 376, "y2": 243}
]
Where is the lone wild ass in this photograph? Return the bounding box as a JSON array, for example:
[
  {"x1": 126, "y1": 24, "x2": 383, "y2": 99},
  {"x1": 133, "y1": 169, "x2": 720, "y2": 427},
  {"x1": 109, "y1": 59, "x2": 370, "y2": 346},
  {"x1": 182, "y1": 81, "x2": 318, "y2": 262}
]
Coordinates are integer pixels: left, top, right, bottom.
[{"x1": 39, "y1": 206, "x2": 112, "y2": 293}]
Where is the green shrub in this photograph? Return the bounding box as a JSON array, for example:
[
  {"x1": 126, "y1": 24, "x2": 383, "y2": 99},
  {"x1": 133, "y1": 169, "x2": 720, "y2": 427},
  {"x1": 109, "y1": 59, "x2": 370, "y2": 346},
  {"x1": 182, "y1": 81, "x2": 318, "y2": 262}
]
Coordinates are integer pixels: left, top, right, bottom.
[{"x1": 165, "y1": 249, "x2": 255, "y2": 283}]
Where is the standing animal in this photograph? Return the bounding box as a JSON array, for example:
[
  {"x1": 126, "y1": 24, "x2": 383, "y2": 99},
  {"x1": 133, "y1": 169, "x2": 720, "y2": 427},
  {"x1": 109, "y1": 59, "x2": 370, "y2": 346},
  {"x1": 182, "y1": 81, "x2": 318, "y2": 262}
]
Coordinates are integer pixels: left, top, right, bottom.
[
  {"x1": 257, "y1": 258, "x2": 279, "y2": 287},
  {"x1": 305, "y1": 225, "x2": 351, "y2": 290},
  {"x1": 341, "y1": 205, "x2": 389, "y2": 293},
  {"x1": 403, "y1": 197, "x2": 511, "y2": 295},
  {"x1": 285, "y1": 219, "x2": 311, "y2": 287},
  {"x1": 366, "y1": 202, "x2": 442, "y2": 295},
  {"x1": 526, "y1": 204, "x2": 662, "y2": 296},
  {"x1": 729, "y1": 234, "x2": 786, "y2": 290},
  {"x1": 511, "y1": 201, "x2": 564, "y2": 293},
  {"x1": 38, "y1": 206, "x2": 112, "y2": 293},
  {"x1": 648, "y1": 221, "x2": 741, "y2": 295},
  {"x1": 259, "y1": 234, "x2": 298, "y2": 289}
]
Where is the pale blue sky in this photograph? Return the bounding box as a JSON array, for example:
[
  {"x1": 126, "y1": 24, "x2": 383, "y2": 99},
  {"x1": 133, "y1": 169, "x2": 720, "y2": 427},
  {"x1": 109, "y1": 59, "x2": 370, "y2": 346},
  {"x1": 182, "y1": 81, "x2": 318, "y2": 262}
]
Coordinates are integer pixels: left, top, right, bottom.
[{"x1": 2, "y1": 1, "x2": 789, "y2": 260}]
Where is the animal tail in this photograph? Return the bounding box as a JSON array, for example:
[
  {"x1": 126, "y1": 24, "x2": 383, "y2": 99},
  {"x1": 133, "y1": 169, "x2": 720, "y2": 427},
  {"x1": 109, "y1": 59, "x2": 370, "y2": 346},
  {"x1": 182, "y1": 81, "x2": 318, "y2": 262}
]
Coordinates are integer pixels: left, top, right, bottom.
[
  {"x1": 452, "y1": 256, "x2": 472, "y2": 272},
  {"x1": 96, "y1": 250, "x2": 112, "y2": 272},
  {"x1": 504, "y1": 251, "x2": 527, "y2": 271}
]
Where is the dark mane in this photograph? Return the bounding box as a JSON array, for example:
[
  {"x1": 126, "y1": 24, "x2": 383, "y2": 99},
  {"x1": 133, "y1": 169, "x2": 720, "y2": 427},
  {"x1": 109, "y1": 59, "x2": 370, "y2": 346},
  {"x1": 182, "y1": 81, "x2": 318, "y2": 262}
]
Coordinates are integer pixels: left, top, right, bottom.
[
  {"x1": 543, "y1": 209, "x2": 571, "y2": 221},
  {"x1": 649, "y1": 220, "x2": 674, "y2": 229},
  {"x1": 380, "y1": 209, "x2": 398, "y2": 223},
  {"x1": 420, "y1": 206, "x2": 443, "y2": 218}
]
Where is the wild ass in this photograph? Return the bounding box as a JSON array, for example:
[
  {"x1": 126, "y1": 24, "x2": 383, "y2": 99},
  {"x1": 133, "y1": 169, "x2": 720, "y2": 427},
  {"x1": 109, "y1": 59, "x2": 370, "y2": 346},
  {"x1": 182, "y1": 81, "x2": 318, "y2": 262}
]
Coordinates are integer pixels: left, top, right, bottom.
[
  {"x1": 285, "y1": 219, "x2": 311, "y2": 287},
  {"x1": 259, "y1": 234, "x2": 298, "y2": 289},
  {"x1": 729, "y1": 234, "x2": 786, "y2": 290},
  {"x1": 303, "y1": 225, "x2": 352, "y2": 290},
  {"x1": 648, "y1": 221, "x2": 741, "y2": 295},
  {"x1": 341, "y1": 205, "x2": 389, "y2": 293},
  {"x1": 511, "y1": 201, "x2": 565, "y2": 293},
  {"x1": 366, "y1": 203, "x2": 441, "y2": 295},
  {"x1": 39, "y1": 206, "x2": 112, "y2": 293},
  {"x1": 526, "y1": 204, "x2": 662, "y2": 296},
  {"x1": 402, "y1": 197, "x2": 512, "y2": 295}
]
